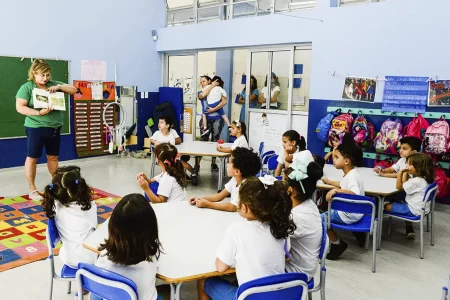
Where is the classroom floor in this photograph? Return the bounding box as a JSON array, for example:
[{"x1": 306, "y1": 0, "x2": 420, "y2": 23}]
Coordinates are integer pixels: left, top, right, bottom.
[{"x1": 0, "y1": 155, "x2": 449, "y2": 300}]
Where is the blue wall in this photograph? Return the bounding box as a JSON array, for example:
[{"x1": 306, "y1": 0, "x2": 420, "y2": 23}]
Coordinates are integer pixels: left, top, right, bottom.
[{"x1": 0, "y1": 0, "x2": 165, "y2": 168}]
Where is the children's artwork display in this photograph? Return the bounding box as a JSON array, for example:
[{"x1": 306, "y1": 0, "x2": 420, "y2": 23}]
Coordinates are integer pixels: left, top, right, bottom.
[
  {"x1": 342, "y1": 77, "x2": 377, "y2": 102},
  {"x1": 382, "y1": 76, "x2": 428, "y2": 113},
  {"x1": 428, "y1": 80, "x2": 450, "y2": 106}
]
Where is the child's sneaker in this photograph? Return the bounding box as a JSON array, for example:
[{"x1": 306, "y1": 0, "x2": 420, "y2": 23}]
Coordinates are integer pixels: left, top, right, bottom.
[
  {"x1": 352, "y1": 231, "x2": 367, "y2": 248},
  {"x1": 326, "y1": 240, "x2": 348, "y2": 260},
  {"x1": 201, "y1": 127, "x2": 210, "y2": 137},
  {"x1": 211, "y1": 163, "x2": 219, "y2": 172},
  {"x1": 406, "y1": 227, "x2": 416, "y2": 240}
]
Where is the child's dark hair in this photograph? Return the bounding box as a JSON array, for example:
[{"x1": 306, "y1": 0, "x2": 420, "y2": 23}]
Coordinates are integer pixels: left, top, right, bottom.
[
  {"x1": 211, "y1": 75, "x2": 224, "y2": 88},
  {"x1": 98, "y1": 193, "x2": 163, "y2": 265},
  {"x1": 400, "y1": 136, "x2": 422, "y2": 152},
  {"x1": 239, "y1": 178, "x2": 296, "y2": 239},
  {"x1": 283, "y1": 130, "x2": 306, "y2": 151},
  {"x1": 42, "y1": 166, "x2": 92, "y2": 218},
  {"x1": 312, "y1": 154, "x2": 325, "y2": 169},
  {"x1": 231, "y1": 147, "x2": 261, "y2": 178},
  {"x1": 285, "y1": 162, "x2": 323, "y2": 201},
  {"x1": 406, "y1": 153, "x2": 435, "y2": 184},
  {"x1": 233, "y1": 119, "x2": 248, "y2": 142},
  {"x1": 155, "y1": 143, "x2": 187, "y2": 188},
  {"x1": 264, "y1": 72, "x2": 280, "y2": 87},
  {"x1": 201, "y1": 75, "x2": 212, "y2": 82},
  {"x1": 336, "y1": 133, "x2": 363, "y2": 167},
  {"x1": 159, "y1": 115, "x2": 173, "y2": 129}
]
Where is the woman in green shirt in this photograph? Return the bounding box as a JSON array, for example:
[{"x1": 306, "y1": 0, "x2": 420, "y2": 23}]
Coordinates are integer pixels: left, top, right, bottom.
[{"x1": 16, "y1": 59, "x2": 76, "y2": 200}]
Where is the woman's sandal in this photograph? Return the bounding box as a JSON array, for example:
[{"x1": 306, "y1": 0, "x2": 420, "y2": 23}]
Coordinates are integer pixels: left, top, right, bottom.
[{"x1": 29, "y1": 190, "x2": 43, "y2": 201}]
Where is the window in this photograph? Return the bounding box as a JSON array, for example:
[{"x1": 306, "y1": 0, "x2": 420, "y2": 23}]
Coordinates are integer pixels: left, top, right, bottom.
[
  {"x1": 339, "y1": 0, "x2": 384, "y2": 6},
  {"x1": 275, "y1": 0, "x2": 315, "y2": 12}
]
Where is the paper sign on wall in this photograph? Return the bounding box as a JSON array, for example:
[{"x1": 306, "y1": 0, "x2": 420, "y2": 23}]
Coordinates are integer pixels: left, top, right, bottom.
[
  {"x1": 81, "y1": 60, "x2": 107, "y2": 81},
  {"x1": 73, "y1": 80, "x2": 93, "y2": 100},
  {"x1": 382, "y1": 76, "x2": 428, "y2": 113}
]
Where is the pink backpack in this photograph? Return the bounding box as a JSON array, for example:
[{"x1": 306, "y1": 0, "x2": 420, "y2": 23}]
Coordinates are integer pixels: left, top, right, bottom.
[
  {"x1": 404, "y1": 113, "x2": 430, "y2": 140},
  {"x1": 423, "y1": 118, "x2": 450, "y2": 155},
  {"x1": 374, "y1": 118, "x2": 403, "y2": 154},
  {"x1": 434, "y1": 164, "x2": 449, "y2": 199},
  {"x1": 328, "y1": 112, "x2": 354, "y2": 148}
]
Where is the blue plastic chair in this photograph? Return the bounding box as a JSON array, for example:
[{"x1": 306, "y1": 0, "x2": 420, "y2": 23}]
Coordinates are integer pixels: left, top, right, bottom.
[
  {"x1": 259, "y1": 151, "x2": 276, "y2": 176},
  {"x1": 258, "y1": 142, "x2": 264, "y2": 156},
  {"x1": 236, "y1": 272, "x2": 309, "y2": 300},
  {"x1": 75, "y1": 263, "x2": 138, "y2": 300},
  {"x1": 307, "y1": 221, "x2": 330, "y2": 300},
  {"x1": 442, "y1": 286, "x2": 449, "y2": 300},
  {"x1": 144, "y1": 182, "x2": 160, "y2": 202},
  {"x1": 382, "y1": 182, "x2": 438, "y2": 259},
  {"x1": 46, "y1": 218, "x2": 77, "y2": 299},
  {"x1": 327, "y1": 193, "x2": 378, "y2": 273}
]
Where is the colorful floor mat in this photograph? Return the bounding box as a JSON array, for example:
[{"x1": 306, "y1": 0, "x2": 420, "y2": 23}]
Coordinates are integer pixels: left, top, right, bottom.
[{"x1": 0, "y1": 188, "x2": 121, "y2": 272}]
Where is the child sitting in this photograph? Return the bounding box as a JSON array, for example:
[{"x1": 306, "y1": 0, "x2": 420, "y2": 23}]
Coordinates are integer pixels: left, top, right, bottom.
[
  {"x1": 275, "y1": 130, "x2": 307, "y2": 176},
  {"x1": 42, "y1": 166, "x2": 97, "y2": 269},
  {"x1": 375, "y1": 136, "x2": 422, "y2": 178},
  {"x1": 137, "y1": 143, "x2": 187, "y2": 203},
  {"x1": 197, "y1": 176, "x2": 296, "y2": 299},
  {"x1": 216, "y1": 120, "x2": 249, "y2": 153},
  {"x1": 320, "y1": 134, "x2": 365, "y2": 260},
  {"x1": 284, "y1": 152, "x2": 323, "y2": 281},
  {"x1": 384, "y1": 153, "x2": 435, "y2": 238},
  {"x1": 150, "y1": 116, "x2": 176, "y2": 146},
  {"x1": 93, "y1": 193, "x2": 164, "y2": 300},
  {"x1": 189, "y1": 147, "x2": 261, "y2": 212}
]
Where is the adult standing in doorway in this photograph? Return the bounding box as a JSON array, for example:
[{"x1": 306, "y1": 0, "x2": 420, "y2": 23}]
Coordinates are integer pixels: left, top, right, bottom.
[
  {"x1": 238, "y1": 75, "x2": 259, "y2": 121},
  {"x1": 198, "y1": 75, "x2": 228, "y2": 171},
  {"x1": 16, "y1": 59, "x2": 76, "y2": 200},
  {"x1": 258, "y1": 72, "x2": 281, "y2": 109}
]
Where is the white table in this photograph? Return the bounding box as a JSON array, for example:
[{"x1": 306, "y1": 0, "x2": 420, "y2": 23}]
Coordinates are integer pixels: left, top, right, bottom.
[
  {"x1": 318, "y1": 164, "x2": 400, "y2": 249},
  {"x1": 150, "y1": 141, "x2": 232, "y2": 192},
  {"x1": 83, "y1": 201, "x2": 241, "y2": 300}
]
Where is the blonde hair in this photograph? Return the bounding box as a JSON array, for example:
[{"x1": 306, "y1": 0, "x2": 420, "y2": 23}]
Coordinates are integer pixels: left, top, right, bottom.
[{"x1": 28, "y1": 59, "x2": 51, "y2": 81}]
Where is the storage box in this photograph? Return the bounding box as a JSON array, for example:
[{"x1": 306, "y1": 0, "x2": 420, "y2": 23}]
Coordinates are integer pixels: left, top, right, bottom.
[
  {"x1": 127, "y1": 135, "x2": 137, "y2": 145},
  {"x1": 144, "y1": 138, "x2": 151, "y2": 148}
]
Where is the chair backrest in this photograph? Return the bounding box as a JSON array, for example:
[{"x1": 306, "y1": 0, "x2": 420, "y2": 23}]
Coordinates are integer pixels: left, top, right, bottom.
[
  {"x1": 424, "y1": 182, "x2": 438, "y2": 204},
  {"x1": 318, "y1": 221, "x2": 329, "y2": 261},
  {"x1": 259, "y1": 142, "x2": 264, "y2": 156},
  {"x1": 46, "y1": 218, "x2": 60, "y2": 250},
  {"x1": 267, "y1": 155, "x2": 279, "y2": 172},
  {"x1": 261, "y1": 151, "x2": 276, "y2": 164},
  {"x1": 150, "y1": 182, "x2": 159, "y2": 195},
  {"x1": 236, "y1": 272, "x2": 308, "y2": 300},
  {"x1": 330, "y1": 193, "x2": 376, "y2": 215},
  {"x1": 76, "y1": 263, "x2": 138, "y2": 300}
]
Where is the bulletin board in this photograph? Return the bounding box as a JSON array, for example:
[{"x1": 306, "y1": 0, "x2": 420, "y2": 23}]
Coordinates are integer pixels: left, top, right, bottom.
[{"x1": 248, "y1": 111, "x2": 288, "y2": 152}]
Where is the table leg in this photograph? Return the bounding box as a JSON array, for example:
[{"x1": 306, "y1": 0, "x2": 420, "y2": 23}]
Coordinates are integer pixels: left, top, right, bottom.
[
  {"x1": 170, "y1": 283, "x2": 183, "y2": 300},
  {"x1": 374, "y1": 195, "x2": 385, "y2": 250},
  {"x1": 218, "y1": 157, "x2": 225, "y2": 192}
]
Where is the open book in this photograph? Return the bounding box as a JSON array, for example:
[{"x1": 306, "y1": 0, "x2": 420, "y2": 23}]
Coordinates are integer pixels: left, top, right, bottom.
[{"x1": 32, "y1": 88, "x2": 66, "y2": 111}]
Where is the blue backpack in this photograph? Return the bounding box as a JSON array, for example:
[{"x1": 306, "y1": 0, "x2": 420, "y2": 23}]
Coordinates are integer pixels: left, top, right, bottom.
[{"x1": 316, "y1": 109, "x2": 340, "y2": 142}]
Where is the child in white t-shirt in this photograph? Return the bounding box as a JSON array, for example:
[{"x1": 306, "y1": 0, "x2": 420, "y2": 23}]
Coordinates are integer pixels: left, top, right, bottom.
[
  {"x1": 200, "y1": 76, "x2": 232, "y2": 136},
  {"x1": 217, "y1": 120, "x2": 249, "y2": 153},
  {"x1": 189, "y1": 147, "x2": 261, "y2": 212},
  {"x1": 283, "y1": 152, "x2": 323, "y2": 280},
  {"x1": 137, "y1": 143, "x2": 186, "y2": 203},
  {"x1": 321, "y1": 134, "x2": 365, "y2": 260},
  {"x1": 197, "y1": 176, "x2": 296, "y2": 299},
  {"x1": 275, "y1": 130, "x2": 307, "y2": 176},
  {"x1": 150, "y1": 116, "x2": 176, "y2": 146},
  {"x1": 384, "y1": 153, "x2": 435, "y2": 239},
  {"x1": 92, "y1": 193, "x2": 165, "y2": 300},
  {"x1": 42, "y1": 166, "x2": 97, "y2": 269}
]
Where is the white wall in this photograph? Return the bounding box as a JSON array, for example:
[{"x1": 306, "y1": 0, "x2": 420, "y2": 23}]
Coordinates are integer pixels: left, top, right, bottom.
[{"x1": 158, "y1": 0, "x2": 450, "y2": 100}]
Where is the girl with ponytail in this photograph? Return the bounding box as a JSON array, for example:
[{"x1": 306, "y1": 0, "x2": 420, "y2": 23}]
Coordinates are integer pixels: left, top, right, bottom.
[
  {"x1": 137, "y1": 143, "x2": 187, "y2": 203},
  {"x1": 41, "y1": 166, "x2": 98, "y2": 269},
  {"x1": 197, "y1": 175, "x2": 295, "y2": 299},
  {"x1": 275, "y1": 130, "x2": 307, "y2": 176}
]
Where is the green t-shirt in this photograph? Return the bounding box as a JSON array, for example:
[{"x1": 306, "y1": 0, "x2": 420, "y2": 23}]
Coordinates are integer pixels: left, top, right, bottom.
[{"x1": 16, "y1": 80, "x2": 65, "y2": 128}]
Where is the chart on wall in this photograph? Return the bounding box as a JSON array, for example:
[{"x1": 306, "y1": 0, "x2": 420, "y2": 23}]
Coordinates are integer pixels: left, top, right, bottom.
[
  {"x1": 382, "y1": 76, "x2": 428, "y2": 113},
  {"x1": 248, "y1": 112, "x2": 287, "y2": 152}
]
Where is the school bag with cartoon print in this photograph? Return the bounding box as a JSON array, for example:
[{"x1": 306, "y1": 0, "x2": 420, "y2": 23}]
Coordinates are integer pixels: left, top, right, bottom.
[
  {"x1": 316, "y1": 109, "x2": 340, "y2": 143},
  {"x1": 328, "y1": 111, "x2": 354, "y2": 148},
  {"x1": 404, "y1": 113, "x2": 430, "y2": 140},
  {"x1": 374, "y1": 117, "x2": 403, "y2": 154},
  {"x1": 423, "y1": 117, "x2": 450, "y2": 155},
  {"x1": 352, "y1": 111, "x2": 375, "y2": 149}
]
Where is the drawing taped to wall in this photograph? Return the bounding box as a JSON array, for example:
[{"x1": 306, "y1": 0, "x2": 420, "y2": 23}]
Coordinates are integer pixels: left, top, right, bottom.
[
  {"x1": 428, "y1": 80, "x2": 450, "y2": 106},
  {"x1": 342, "y1": 77, "x2": 377, "y2": 103}
]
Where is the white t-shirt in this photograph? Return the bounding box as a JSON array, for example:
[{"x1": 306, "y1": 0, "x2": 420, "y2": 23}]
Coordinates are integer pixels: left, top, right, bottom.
[
  {"x1": 277, "y1": 147, "x2": 300, "y2": 165},
  {"x1": 96, "y1": 254, "x2": 158, "y2": 300},
  {"x1": 153, "y1": 172, "x2": 186, "y2": 202},
  {"x1": 392, "y1": 157, "x2": 407, "y2": 173},
  {"x1": 285, "y1": 199, "x2": 322, "y2": 280},
  {"x1": 204, "y1": 86, "x2": 227, "y2": 105},
  {"x1": 404, "y1": 177, "x2": 429, "y2": 216},
  {"x1": 170, "y1": 129, "x2": 180, "y2": 139},
  {"x1": 150, "y1": 130, "x2": 175, "y2": 145},
  {"x1": 55, "y1": 201, "x2": 98, "y2": 268},
  {"x1": 260, "y1": 86, "x2": 280, "y2": 109},
  {"x1": 338, "y1": 168, "x2": 364, "y2": 224},
  {"x1": 231, "y1": 136, "x2": 249, "y2": 150},
  {"x1": 224, "y1": 177, "x2": 242, "y2": 207},
  {"x1": 217, "y1": 219, "x2": 286, "y2": 285}
]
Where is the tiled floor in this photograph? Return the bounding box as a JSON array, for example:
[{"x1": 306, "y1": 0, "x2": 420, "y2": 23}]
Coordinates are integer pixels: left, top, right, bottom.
[{"x1": 0, "y1": 156, "x2": 449, "y2": 299}]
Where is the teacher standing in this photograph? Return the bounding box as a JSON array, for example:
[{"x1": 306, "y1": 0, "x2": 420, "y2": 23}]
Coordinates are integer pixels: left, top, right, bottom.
[{"x1": 15, "y1": 59, "x2": 76, "y2": 200}]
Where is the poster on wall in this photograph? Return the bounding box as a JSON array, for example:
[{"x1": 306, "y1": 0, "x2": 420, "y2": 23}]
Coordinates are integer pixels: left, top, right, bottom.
[
  {"x1": 183, "y1": 77, "x2": 194, "y2": 103},
  {"x1": 73, "y1": 80, "x2": 92, "y2": 100},
  {"x1": 428, "y1": 80, "x2": 450, "y2": 106},
  {"x1": 382, "y1": 76, "x2": 428, "y2": 113},
  {"x1": 342, "y1": 77, "x2": 377, "y2": 102}
]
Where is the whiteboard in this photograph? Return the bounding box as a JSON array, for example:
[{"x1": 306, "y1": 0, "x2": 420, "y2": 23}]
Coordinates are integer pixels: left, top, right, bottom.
[
  {"x1": 248, "y1": 112, "x2": 288, "y2": 152},
  {"x1": 291, "y1": 114, "x2": 309, "y2": 143}
]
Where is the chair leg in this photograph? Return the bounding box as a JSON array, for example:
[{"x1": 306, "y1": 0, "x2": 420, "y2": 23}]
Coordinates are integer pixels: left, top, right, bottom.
[
  {"x1": 387, "y1": 216, "x2": 392, "y2": 236},
  {"x1": 420, "y1": 219, "x2": 424, "y2": 259},
  {"x1": 426, "y1": 214, "x2": 430, "y2": 232},
  {"x1": 364, "y1": 232, "x2": 369, "y2": 250},
  {"x1": 372, "y1": 221, "x2": 377, "y2": 273},
  {"x1": 67, "y1": 281, "x2": 71, "y2": 294},
  {"x1": 308, "y1": 292, "x2": 313, "y2": 300},
  {"x1": 49, "y1": 278, "x2": 53, "y2": 300},
  {"x1": 431, "y1": 212, "x2": 435, "y2": 246}
]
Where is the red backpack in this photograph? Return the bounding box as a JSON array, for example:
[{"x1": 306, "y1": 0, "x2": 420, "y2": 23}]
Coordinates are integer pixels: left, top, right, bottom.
[
  {"x1": 404, "y1": 113, "x2": 429, "y2": 140},
  {"x1": 434, "y1": 164, "x2": 449, "y2": 199},
  {"x1": 374, "y1": 157, "x2": 394, "y2": 170}
]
